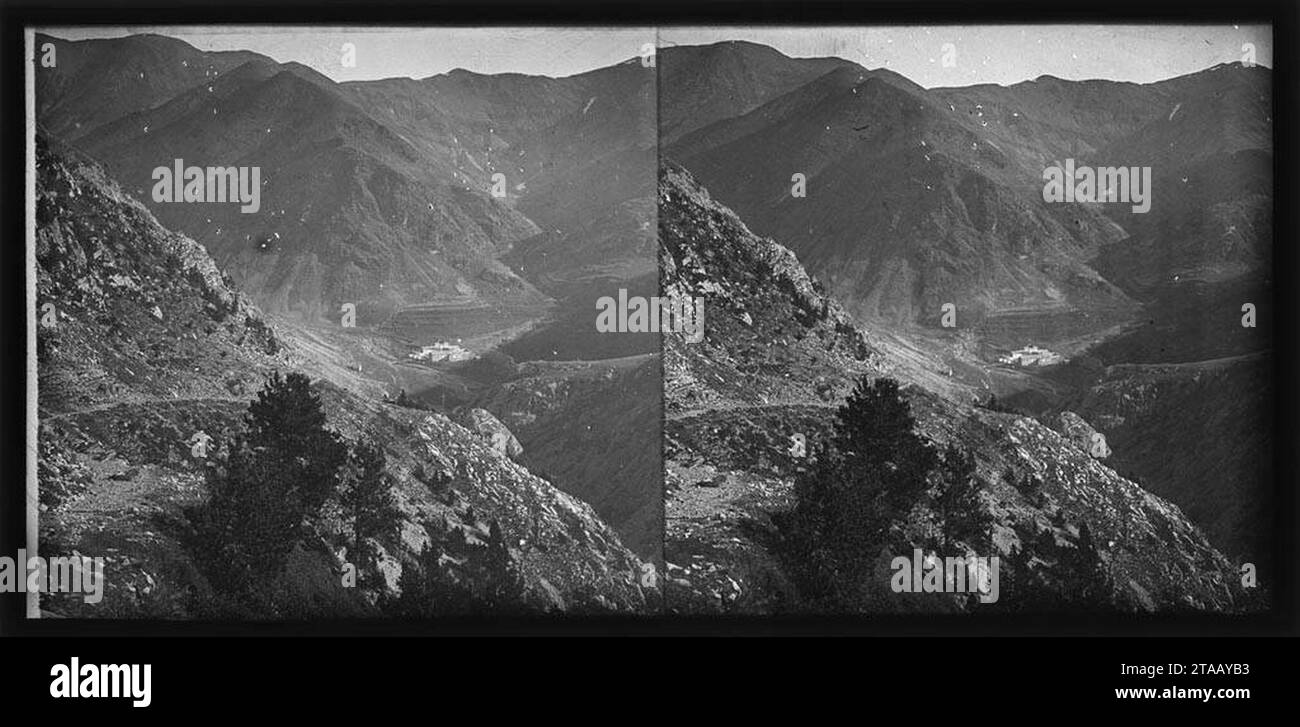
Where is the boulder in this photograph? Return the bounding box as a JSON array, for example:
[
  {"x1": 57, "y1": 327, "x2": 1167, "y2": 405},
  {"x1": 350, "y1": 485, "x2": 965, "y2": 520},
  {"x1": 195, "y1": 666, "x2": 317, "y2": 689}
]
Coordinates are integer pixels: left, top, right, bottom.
[
  {"x1": 454, "y1": 407, "x2": 524, "y2": 459},
  {"x1": 1054, "y1": 411, "x2": 1111, "y2": 459}
]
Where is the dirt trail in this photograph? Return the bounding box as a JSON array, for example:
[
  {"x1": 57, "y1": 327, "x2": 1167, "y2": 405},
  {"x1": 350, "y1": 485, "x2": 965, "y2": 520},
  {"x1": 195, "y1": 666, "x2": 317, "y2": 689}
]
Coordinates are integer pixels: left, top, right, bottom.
[
  {"x1": 668, "y1": 399, "x2": 838, "y2": 422},
  {"x1": 42, "y1": 395, "x2": 239, "y2": 421}
]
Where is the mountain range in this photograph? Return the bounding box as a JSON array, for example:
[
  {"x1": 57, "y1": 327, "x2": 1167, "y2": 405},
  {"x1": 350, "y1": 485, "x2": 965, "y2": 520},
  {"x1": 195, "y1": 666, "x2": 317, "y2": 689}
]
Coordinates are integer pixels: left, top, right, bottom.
[
  {"x1": 663, "y1": 42, "x2": 1270, "y2": 351},
  {"x1": 38, "y1": 32, "x2": 655, "y2": 334}
]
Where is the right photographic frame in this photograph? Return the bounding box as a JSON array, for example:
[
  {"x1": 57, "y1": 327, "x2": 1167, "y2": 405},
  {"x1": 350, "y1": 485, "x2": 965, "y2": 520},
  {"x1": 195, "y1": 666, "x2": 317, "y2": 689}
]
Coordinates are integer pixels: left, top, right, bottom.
[{"x1": 657, "y1": 25, "x2": 1274, "y2": 617}]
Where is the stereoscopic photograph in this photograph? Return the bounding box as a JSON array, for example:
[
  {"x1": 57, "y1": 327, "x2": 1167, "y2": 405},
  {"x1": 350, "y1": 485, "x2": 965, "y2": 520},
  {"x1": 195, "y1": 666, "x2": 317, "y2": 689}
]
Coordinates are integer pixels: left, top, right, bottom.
[{"x1": 28, "y1": 23, "x2": 1273, "y2": 619}]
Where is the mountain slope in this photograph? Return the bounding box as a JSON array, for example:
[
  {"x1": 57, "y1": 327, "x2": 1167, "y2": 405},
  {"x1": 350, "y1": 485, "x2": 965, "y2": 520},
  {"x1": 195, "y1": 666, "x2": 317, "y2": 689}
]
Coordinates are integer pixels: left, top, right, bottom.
[
  {"x1": 35, "y1": 139, "x2": 654, "y2": 617},
  {"x1": 666, "y1": 60, "x2": 1137, "y2": 342},
  {"x1": 43, "y1": 33, "x2": 661, "y2": 352},
  {"x1": 69, "y1": 59, "x2": 545, "y2": 323},
  {"x1": 658, "y1": 164, "x2": 1253, "y2": 614},
  {"x1": 1090, "y1": 65, "x2": 1272, "y2": 294},
  {"x1": 665, "y1": 50, "x2": 1272, "y2": 364},
  {"x1": 660, "y1": 161, "x2": 876, "y2": 413},
  {"x1": 658, "y1": 41, "x2": 859, "y2": 144},
  {"x1": 475, "y1": 354, "x2": 663, "y2": 560},
  {"x1": 35, "y1": 33, "x2": 269, "y2": 141},
  {"x1": 1067, "y1": 354, "x2": 1272, "y2": 569}
]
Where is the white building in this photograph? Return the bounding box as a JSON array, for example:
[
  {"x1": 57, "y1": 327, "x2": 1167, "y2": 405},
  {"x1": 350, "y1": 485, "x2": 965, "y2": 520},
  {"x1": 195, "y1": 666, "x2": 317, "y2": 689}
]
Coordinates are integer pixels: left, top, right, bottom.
[
  {"x1": 998, "y1": 345, "x2": 1063, "y2": 367},
  {"x1": 409, "y1": 341, "x2": 473, "y2": 363}
]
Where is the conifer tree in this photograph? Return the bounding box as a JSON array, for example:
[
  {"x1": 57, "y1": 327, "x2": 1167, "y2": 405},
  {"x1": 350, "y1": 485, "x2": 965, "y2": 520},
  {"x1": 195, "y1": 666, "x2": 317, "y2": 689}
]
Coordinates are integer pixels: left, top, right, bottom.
[
  {"x1": 933, "y1": 445, "x2": 991, "y2": 551},
  {"x1": 188, "y1": 372, "x2": 348, "y2": 602},
  {"x1": 340, "y1": 439, "x2": 403, "y2": 577}
]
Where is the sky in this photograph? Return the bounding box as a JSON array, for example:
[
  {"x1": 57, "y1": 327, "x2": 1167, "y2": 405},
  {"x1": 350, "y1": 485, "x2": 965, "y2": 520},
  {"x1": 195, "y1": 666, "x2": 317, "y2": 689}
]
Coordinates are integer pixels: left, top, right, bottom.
[{"x1": 40, "y1": 25, "x2": 1271, "y2": 87}]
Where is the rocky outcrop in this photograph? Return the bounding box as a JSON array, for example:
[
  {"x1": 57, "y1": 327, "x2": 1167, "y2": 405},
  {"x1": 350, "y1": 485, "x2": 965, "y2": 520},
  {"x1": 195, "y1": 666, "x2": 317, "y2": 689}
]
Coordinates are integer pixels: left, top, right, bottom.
[
  {"x1": 914, "y1": 395, "x2": 1248, "y2": 612},
  {"x1": 659, "y1": 161, "x2": 876, "y2": 415},
  {"x1": 35, "y1": 136, "x2": 283, "y2": 415},
  {"x1": 453, "y1": 407, "x2": 524, "y2": 459},
  {"x1": 1052, "y1": 411, "x2": 1111, "y2": 459}
]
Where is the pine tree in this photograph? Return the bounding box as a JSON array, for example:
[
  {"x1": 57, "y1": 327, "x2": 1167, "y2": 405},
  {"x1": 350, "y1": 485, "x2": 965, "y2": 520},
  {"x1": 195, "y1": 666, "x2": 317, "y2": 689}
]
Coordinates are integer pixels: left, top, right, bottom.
[
  {"x1": 932, "y1": 445, "x2": 990, "y2": 551},
  {"x1": 1061, "y1": 521, "x2": 1112, "y2": 609},
  {"x1": 339, "y1": 439, "x2": 403, "y2": 578},
  {"x1": 483, "y1": 520, "x2": 524, "y2": 611},
  {"x1": 242, "y1": 372, "x2": 347, "y2": 515},
  {"x1": 392, "y1": 544, "x2": 439, "y2": 618},
  {"x1": 826, "y1": 377, "x2": 937, "y2": 522},
  {"x1": 187, "y1": 372, "x2": 348, "y2": 604},
  {"x1": 790, "y1": 375, "x2": 938, "y2": 608},
  {"x1": 390, "y1": 525, "x2": 518, "y2": 617}
]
